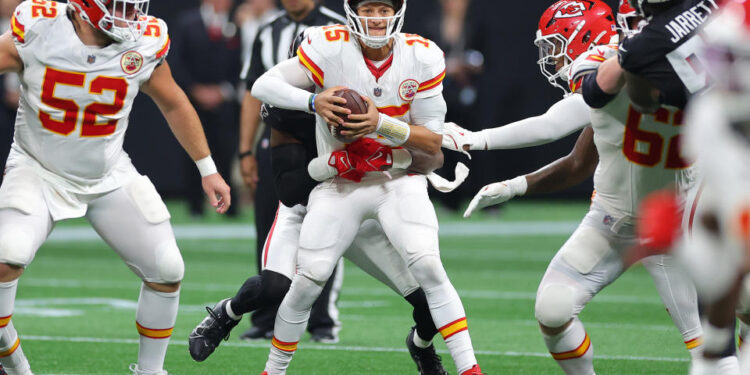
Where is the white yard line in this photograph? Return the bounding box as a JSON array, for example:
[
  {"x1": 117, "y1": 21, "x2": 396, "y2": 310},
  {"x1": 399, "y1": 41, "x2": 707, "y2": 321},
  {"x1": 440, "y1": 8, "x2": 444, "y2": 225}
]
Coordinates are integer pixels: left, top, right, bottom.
[
  {"x1": 21, "y1": 335, "x2": 688, "y2": 363},
  {"x1": 46, "y1": 221, "x2": 581, "y2": 242}
]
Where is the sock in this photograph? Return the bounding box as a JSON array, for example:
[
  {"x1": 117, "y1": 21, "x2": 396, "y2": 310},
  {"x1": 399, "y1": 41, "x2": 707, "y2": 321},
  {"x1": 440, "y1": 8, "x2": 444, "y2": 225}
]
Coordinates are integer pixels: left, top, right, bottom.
[
  {"x1": 0, "y1": 280, "x2": 29, "y2": 373},
  {"x1": 135, "y1": 284, "x2": 179, "y2": 372},
  {"x1": 413, "y1": 331, "x2": 432, "y2": 349},
  {"x1": 230, "y1": 275, "x2": 263, "y2": 315},
  {"x1": 225, "y1": 300, "x2": 242, "y2": 321},
  {"x1": 265, "y1": 275, "x2": 323, "y2": 374},
  {"x1": 543, "y1": 318, "x2": 595, "y2": 375},
  {"x1": 685, "y1": 336, "x2": 704, "y2": 360},
  {"x1": 424, "y1": 281, "x2": 477, "y2": 374},
  {"x1": 404, "y1": 288, "x2": 437, "y2": 346}
]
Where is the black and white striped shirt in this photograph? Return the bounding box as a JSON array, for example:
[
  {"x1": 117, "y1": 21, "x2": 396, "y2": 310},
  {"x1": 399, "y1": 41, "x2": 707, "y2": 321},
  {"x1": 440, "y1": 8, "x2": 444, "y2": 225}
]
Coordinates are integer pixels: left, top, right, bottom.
[{"x1": 241, "y1": 5, "x2": 344, "y2": 91}]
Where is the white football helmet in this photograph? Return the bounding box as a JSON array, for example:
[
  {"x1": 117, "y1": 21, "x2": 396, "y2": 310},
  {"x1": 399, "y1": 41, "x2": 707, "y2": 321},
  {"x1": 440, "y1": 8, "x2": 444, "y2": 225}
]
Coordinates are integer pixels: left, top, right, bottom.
[{"x1": 344, "y1": 0, "x2": 406, "y2": 49}]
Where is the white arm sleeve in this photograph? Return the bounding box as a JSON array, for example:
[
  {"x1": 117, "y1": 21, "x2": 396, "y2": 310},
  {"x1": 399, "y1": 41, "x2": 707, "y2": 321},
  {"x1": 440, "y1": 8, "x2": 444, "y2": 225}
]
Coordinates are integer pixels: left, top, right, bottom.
[
  {"x1": 410, "y1": 95, "x2": 447, "y2": 134},
  {"x1": 250, "y1": 57, "x2": 316, "y2": 112},
  {"x1": 481, "y1": 94, "x2": 591, "y2": 150}
]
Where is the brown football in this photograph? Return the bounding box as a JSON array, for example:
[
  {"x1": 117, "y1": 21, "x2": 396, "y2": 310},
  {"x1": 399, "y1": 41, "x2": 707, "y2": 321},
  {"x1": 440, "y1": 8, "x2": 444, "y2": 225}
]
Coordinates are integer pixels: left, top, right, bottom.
[{"x1": 329, "y1": 89, "x2": 368, "y2": 143}]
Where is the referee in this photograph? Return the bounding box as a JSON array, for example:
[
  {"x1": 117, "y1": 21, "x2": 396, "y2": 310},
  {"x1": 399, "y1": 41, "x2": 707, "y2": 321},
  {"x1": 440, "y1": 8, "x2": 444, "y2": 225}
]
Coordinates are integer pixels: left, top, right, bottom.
[{"x1": 237, "y1": 0, "x2": 345, "y2": 342}]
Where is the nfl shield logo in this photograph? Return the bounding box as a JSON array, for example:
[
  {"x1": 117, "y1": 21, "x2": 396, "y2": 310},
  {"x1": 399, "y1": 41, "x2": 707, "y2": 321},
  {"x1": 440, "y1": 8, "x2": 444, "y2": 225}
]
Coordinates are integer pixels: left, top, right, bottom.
[
  {"x1": 374, "y1": 87, "x2": 382, "y2": 97},
  {"x1": 87, "y1": 55, "x2": 96, "y2": 64}
]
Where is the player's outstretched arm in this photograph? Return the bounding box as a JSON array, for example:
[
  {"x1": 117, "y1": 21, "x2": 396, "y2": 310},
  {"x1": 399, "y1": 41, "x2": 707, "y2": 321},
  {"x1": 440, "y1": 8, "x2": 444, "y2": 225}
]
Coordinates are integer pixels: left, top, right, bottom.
[
  {"x1": 464, "y1": 127, "x2": 597, "y2": 217},
  {"x1": 443, "y1": 94, "x2": 591, "y2": 154},
  {"x1": 141, "y1": 62, "x2": 231, "y2": 214},
  {"x1": 0, "y1": 31, "x2": 22, "y2": 74}
]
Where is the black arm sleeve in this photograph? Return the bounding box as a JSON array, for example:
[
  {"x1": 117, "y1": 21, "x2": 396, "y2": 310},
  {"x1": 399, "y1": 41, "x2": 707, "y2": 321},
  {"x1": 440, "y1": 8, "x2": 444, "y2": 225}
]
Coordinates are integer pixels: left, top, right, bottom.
[
  {"x1": 581, "y1": 71, "x2": 617, "y2": 109},
  {"x1": 271, "y1": 143, "x2": 319, "y2": 207}
]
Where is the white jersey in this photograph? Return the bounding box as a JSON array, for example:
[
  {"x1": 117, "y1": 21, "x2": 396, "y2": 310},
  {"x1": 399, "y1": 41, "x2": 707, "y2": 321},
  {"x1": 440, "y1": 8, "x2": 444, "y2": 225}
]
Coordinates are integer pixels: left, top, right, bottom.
[
  {"x1": 590, "y1": 91, "x2": 692, "y2": 218},
  {"x1": 8, "y1": 0, "x2": 170, "y2": 193},
  {"x1": 296, "y1": 25, "x2": 446, "y2": 156}
]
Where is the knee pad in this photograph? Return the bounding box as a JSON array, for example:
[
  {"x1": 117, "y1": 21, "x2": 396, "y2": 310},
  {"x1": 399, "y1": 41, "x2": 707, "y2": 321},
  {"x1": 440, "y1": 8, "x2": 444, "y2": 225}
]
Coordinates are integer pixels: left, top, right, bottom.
[
  {"x1": 155, "y1": 240, "x2": 184, "y2": 283},
  {"x1": 407, "y1": 255, "x2": 448, "y2": 290},
  {"x1": 298, "y1": 255, "x2": 338, "y2": 285},
  {"x1": 0, "y1": 228, "x2": 35, "y2": 267},
  {"x1": 535, "y1": 283, "x2": 575, "y2": 328},
  {"x1": 260, "y1": 270, "x2": 292, "y2": 305}
]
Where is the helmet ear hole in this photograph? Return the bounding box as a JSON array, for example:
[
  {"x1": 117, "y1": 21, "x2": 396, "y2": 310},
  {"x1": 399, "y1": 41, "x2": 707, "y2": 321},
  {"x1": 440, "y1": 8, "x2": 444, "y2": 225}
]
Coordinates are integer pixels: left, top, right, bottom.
[{"x1": 582, "y1": 30, "x2": 591, "y2": 44}]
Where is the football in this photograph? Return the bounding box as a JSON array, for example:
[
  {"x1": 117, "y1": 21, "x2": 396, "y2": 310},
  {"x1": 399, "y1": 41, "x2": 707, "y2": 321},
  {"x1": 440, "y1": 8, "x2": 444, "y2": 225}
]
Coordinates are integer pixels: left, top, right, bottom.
[{"x1": 329, "y1": 88, "x2": 368, "y2": 143}]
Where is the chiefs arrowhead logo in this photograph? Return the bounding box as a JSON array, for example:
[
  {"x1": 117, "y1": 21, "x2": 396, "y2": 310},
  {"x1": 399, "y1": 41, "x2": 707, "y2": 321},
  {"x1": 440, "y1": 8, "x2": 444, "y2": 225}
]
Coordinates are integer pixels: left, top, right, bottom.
[{"x1": 554, "y1": 1, "x2": 591, "y2": 18}]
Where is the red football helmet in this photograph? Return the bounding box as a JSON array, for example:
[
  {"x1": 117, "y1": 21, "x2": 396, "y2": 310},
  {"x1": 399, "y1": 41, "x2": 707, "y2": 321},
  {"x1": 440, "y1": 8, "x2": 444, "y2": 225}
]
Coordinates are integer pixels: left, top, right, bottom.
[
  {"x1": 535, "y1": 0, "x2": 617, "y2": 93},
  {"x1": 344, "y1": 0, "x2": 406, "y2": 48},
  {"x1": 617, "y1": 0, "x2": 641, "y2": 37},
  {"x1": 67, "y1": 0, "x2": 149, "y2": 42}
]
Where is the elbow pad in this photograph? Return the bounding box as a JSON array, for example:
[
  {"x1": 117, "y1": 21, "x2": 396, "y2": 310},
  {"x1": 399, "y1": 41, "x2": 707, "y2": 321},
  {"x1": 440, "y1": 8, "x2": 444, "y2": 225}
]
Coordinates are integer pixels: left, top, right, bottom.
[{"x1": 271, "y1": 143, "x2": 319, "y2": 207}]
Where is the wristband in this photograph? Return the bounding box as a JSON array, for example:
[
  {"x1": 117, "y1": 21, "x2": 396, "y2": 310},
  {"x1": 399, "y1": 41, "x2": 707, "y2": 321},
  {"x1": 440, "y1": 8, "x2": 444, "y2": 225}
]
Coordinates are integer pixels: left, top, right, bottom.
[
  {"x1": 375, "y1": 113, "x2": 411, "y2": 146},
  {"x1": 238, "y1": 150, "x2": 253, "y2": 159},
  {"x1": 507, "y1": 175, "x2": 528, "y2": 197},
  {"x1": 308, "y1": 94, "x2": 317, "y2": 113},
  {"x1": 195, "y1": 156, "x2": 218, "y2": 177}
]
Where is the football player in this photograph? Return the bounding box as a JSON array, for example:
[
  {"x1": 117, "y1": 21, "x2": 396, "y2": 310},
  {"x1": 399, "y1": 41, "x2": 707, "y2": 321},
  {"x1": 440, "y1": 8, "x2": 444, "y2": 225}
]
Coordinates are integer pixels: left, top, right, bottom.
[
  {"x1": 0, "y1": 0, "x2": 232, "y2": 374},
  {"x1": 677, "y1": 1, "x2": 750, "y2": 373},
  {"x1": 443, "y1": 1, "x2": 706, "y2": 373},
  {"x1": 189, "y1": 37, "x2": 449, "y2": 374},
  {"x1": 250, "y1": 0, "x2": 483, "y2": 374}
]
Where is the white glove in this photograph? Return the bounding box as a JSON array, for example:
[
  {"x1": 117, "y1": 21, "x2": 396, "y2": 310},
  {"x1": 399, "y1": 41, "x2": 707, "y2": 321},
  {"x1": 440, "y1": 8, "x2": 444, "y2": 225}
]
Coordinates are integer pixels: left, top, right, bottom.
[
  {"x1": 464, "y1": 176, "x2": 528, "y2": 218},
  {"x1": 441, "y1": 122, "x2": 488, "y2": 158},
  {"x1": 567, "y1": 44, "x2": 619, "y2": 90}
]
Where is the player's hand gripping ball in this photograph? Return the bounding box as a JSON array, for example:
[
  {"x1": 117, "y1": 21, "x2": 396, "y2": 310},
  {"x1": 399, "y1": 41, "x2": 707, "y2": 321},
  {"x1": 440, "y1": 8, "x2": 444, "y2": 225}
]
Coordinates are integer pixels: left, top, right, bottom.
[{"x1": 330, "y1": 89, "x2": 368, "y2": 143}]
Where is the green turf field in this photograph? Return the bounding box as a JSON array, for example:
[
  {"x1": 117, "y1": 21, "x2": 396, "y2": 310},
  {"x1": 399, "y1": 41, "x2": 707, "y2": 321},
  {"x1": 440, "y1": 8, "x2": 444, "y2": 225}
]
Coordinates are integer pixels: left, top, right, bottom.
[{"x1": 11, "y1": 200, "x2": 691, "y2": 374}]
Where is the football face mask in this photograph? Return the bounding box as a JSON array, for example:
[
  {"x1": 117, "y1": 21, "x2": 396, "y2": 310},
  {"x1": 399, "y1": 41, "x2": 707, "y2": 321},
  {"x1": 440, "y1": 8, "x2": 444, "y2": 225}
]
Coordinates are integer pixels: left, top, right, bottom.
[
  {"x1": 535, "y1": 0, "x2": 617, "y2": 94},
  {"x1": 68, "y1": 0, "x2": 150, "y2": 42},
  {"x1": 345, "y1": 0, "x2": 406, "y2": 49}
]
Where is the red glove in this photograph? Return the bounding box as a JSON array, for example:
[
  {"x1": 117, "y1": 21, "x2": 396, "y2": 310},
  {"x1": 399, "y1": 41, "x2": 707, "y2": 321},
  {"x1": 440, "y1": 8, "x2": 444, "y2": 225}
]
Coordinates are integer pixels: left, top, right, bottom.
[
  {"x1": 346, "y1": 138, "x2": 393, "y2": 172},
  {"x1": 638, "y1": 190, "x2": 683, "y2": 250},
  {"x1": 328, "y1": 150, "x2": 365, "y2": 183}
]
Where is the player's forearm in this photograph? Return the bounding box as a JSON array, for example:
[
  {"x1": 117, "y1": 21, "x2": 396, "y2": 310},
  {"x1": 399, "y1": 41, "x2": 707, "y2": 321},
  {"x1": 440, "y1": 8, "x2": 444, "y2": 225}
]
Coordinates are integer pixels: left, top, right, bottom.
[
  {"x1": 239, "y1": 92, "x2": 262, "y2": 153},
  {"x1": 161, "y1": 97, "x2": 212, "y2": 161},
  {"x1": 406, "y1": 148, "x2": 444, "y2": 174},
  {"x1": 404, "y1": 126, "x2": 442, "y2": 154},
  {"x1": 525, "y1": 127, "x2": 598, "y2": 195},
  {"x1": 481, "y1": 95, "x2": 591, "y2": 150},
  {"x1": 0, "y1": 32, "x2": 22, "y2": 74},
  {"x1": 596, "y1": 57, "x2": 626, "y2": 95},
  {"x1": 251, "y1": 57, "x2": 314, "y2": 112}
]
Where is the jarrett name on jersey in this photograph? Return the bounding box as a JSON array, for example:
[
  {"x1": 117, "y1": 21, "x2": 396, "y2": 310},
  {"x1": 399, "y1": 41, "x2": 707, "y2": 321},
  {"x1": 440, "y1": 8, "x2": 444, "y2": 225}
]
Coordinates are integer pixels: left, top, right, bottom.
[
  {"x1": 296, "y1": 24, "x2": 446, "y2": 156},
  {"x1": 8, "y1": 0, "x2": 170, "y2": 192},
  {"x1": 619, "y1": 0, "x2": 719, "y2": 108}
]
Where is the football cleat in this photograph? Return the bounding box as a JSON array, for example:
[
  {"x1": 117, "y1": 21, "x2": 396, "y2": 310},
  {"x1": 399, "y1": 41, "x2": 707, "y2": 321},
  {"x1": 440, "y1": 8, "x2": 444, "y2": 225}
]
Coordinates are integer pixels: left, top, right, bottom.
[
  {"x1": 460, "y1": 364, "x2": 485, "y2": 375},
  {"x1": 406, "y1": 327, "x2": 448, "y2": 375},
  {"x1": 310, "y1": 327, "x2": 339, "y2": 344},
  {"x1": 240, "y1": 326, "x2": 274, "y2": 341},
  {"x1": 188, "y1": 298, "x2": 241, "y2": 362},
  {"x1": 129, "y1": 364, "x2": 168, "y2": 375}
]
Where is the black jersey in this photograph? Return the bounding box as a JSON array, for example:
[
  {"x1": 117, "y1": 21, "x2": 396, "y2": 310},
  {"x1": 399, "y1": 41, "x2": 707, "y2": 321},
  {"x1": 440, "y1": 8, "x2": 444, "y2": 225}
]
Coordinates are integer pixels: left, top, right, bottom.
[
  {"x1": 263, "y1": 104, "x2": 317, "y2": 158},
  {"x1": 618, "y1": 0, "x2": 719, "y2": 108}
]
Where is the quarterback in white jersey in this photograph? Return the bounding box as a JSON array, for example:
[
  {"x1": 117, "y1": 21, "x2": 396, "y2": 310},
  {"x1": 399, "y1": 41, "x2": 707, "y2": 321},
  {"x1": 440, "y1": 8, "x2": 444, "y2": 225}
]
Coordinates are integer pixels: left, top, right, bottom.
[
  {"x1": 0, "y1": 0, "x2": 231, "y2": 374},
  {"x1": 443, "y1": 1, "x2": 703, "y2": 374},
  {"x1": 251, "y1": 1, "x2": 483, "y2": 374}
]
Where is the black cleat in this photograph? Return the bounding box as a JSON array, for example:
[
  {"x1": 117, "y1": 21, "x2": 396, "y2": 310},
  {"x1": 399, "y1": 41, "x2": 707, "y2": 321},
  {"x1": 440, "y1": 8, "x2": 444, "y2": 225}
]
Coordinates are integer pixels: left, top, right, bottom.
[
  {"x1": 406, "y1": 327, "x2": 448, "y2": 375},
  {"x1": 189, "y1": 298, "x2": 240, "y2": 361},
  {"x1": 309, "y1": 326, "x2": 339, "y2": 344},
  {"x1": 239, "y1": 325, "x2": 274, "y2": 341}
]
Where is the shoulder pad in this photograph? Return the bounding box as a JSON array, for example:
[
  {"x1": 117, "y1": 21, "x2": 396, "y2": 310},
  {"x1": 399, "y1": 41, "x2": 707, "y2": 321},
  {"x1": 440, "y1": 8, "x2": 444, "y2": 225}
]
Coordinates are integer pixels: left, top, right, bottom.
[
  {"x1": 300, "y1": 25, "x2": 349, "y2": 59},
  {"x1": 137, "y1": 17, "x2": 171, "y2": 62},
  {"x1": 403, "y1": 34, "x2": 445, "y2": 96},
  {"x1": 11, "y1": 0, "x2": 66, "y2": 45}
]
